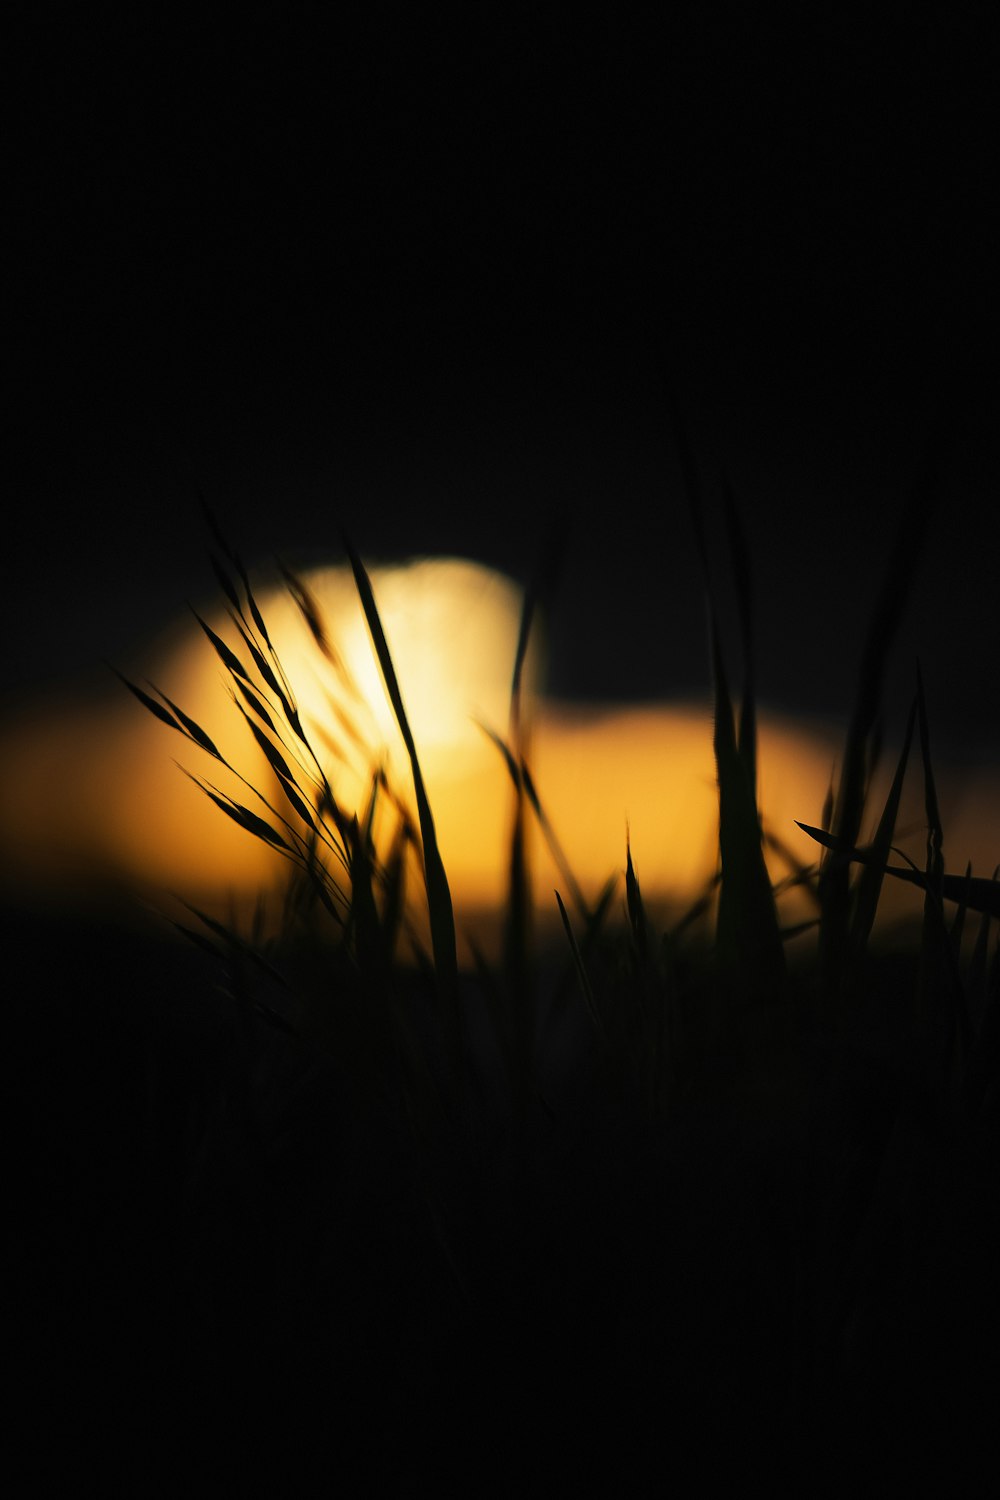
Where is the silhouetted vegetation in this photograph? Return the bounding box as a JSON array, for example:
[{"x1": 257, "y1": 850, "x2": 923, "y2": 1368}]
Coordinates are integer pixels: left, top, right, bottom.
[{"x1": 10, "y1": 468, "x2": 999, "y2": 1491}]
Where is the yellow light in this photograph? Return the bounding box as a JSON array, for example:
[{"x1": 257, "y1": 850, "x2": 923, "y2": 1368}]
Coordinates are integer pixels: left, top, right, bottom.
[{"x1": 0, "y1": 557, "x2": 996, "y2": 958}]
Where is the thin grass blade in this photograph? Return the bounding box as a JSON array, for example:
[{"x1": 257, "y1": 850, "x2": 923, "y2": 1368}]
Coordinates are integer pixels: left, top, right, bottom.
[
  {"x1": 192, "y1": 609, "x2": 252, "y2": 683},
  {"x1": 820, "y1": 439, "x2": 946, "y2": 984},
  {"x1": 720, "y1": 469, "x2": 757, "y2": 793},
  {"x1": 153, "y1": 690, "x2": 225, "y2": 761},
  {"x1": 555, "y1": 890, "x2": 603, "y2": 1037},
  {"x1": 850, "y1": 698, "x2": 916, "y2": 959},
  {"x1": 233, "y1": 677, "x2": 278, "y2": 732},
  {"x1": 797, "y1": 824, "x2": 1000, "y2": 918},
  {"x1": 186, "y1": 775, "x2": 294, "y2": 853},
  {"x1": 521, "y1": 760, "x2": 589, "y2": 923},
  {"x1": 343, "y1": 536, "x2": 459, "y2": 1045},
  {"x1": 710, "y1": 611, "x2": 784, "y2": 995},
  {"x1": 238, "y1": 708, "x2": 297, "y2": 785},
  {"x1": 207, "y1": 552, "x2": 242, "y2": 612},
  {"x1": 625, "y1": 828, "x2": 647, "y2": 963},
  {"x1": 113, "y1": 670, "x2": 182, "y2": 733}
]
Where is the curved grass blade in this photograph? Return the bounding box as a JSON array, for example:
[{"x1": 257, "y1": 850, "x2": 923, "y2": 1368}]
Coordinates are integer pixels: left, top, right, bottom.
[
  {"x1": 555, "y1": 889, "x2": 603, "y2": 1038},
  {"x1": 509, "y1": 515, "x2": 564, "y2": 738},
  {"x1": 521, "y1": 760, "x2": 589, "y2": 923},
  {"x1": 762, "y1": 825, "x2": 822, "y2": 907},
  {"x1": 710, "y1": 611, "x2": 784, "y2": 995},
  {"x1": 113, "y1": 670, "x2": 182, "y2": 733},
  {"x1": 199, "y1": 493, "x2": 240, "y2": 569},
  {"x1": 117, "y1": 667, "x2": 225, "y2": 762},
  {"x1": 240, "y1": 567, "x2": 274, "y2": 651},
  {"x1": 849, "y1": 697, "x2": 916, "y2": 960},
  {"x1": 196, "y1": 785, "x2": 294, "y2": 852},
  {"x1": 667, "y1": 397, "x2": 781, "y2": 996},
  {"x1": 274, "y1": 767, "x2": 321, "y2": 832},
  {"x1": 584, "y1": 870, "x2": 621, "y2": 944},
  {"x1": 230, "y1": 613, "x2": 303, "y2": 737},
  {"x1": 476, "y1": 716, "x2": 533, "y2": 1059},
  {"x1": 720, "y1": 469, "x2": 757, "y2": 793},
  {"x1": 233, "y1": 677, "x2": 277, "y2": 733},
  {"x1": 477, "y1": 721, "x2": 519, "y2": 784},
  {"x1": 504, "y1": 532, "x2": 559, "y2": 1038},
  {"x1": 170, "y1": 919, "x2": 222, "y2": 961},
  {"x1": 208, "y1": 552, "x2": 241, "y2": 613},
  {"x1": 625, "y1": 828, "x2": 647, "y2": 963},
  {"x1": 780, "y1": 918, "x2": 821, "y2": 941},
  {"x1": 343, "y1": 536, "x2": 459, "y2": 1049},
  {"x1": 280, "y1": 561, "x2": 336, "y2": 662},
  {"x1": 820, "y1": 772, "x2": 835, "y2": 836},
  {"x1": 153, "y1": 690, "x2": 225, "y2": 761},
  {"x1": 378, "y1": 818, "x2": 409, "y2": 963},
  {"x1": 177, "y1": 765, "x2": 294, "y2": 856},
  {"x1": 238, "y1": 708, "x2": 297, "y2": 785},
  {"x1": 346, "y1": 802, "x2": 385, "y2": 983},
  {"x1": 200, "y1": 498, "x2": 275, "y2": 652},
  {"x1": 796, "y1": 824, "x2": 1000, "y2": 918},
  {"x1": 820, "y1": 441, "x2": 946, "y2": 981},
  {"x1": 192, "y1": 609, "x2": 252, "y2": 683},
  {"x1": 180, "y1": 901, "x2": 291, "y2": 990}
]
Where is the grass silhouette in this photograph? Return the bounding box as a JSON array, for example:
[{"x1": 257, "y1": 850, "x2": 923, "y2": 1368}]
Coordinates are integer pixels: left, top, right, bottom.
[{"x1": 10, "y1": 465, "x2": 999, "y2": 1491}]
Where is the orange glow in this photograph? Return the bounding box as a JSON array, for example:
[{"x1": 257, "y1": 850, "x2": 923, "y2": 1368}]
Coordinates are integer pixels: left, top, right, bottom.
[{"x1": 1, "y1": 558, "x2": 996, "y2": 957}]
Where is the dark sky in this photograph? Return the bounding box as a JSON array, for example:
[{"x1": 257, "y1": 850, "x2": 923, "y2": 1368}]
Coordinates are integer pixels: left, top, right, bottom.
[{"x1": 6, "y1": 7, "x2": 998, "y2": 750}]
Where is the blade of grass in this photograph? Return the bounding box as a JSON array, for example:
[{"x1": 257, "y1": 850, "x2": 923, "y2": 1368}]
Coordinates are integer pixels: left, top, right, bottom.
[
  {"x1": 761, "y1": 826, "x2": 822, "y2": 908},
  {"x1": 720, "y1": 468, "x2": 757, "y2": 794},
  {"x1": 555, "y1": 890, "x2": 604, "y2": 1038},
  {"x1": 377, "y1": 818, "x2": 409, "y2": 964},
  {"x1": 509, "y1": 514, "x2": 564, "y2": 741},
  {"x1": 521, "y1": 760, "x2": 590, "y2": 923},
  {"x1": 503, "y1": 527, "x2": 562, "y2": 1103},
  {"x1": 233, "y1": 676, "x2": 278, "y2": 733},
  {"x1": 113, "y1": 670, "x2": 184, "y2": 733},
  {"x1": 192, "y1": 609, "x2": 252, "y2": 684},
  {"x1": 914, "y1": 665, "x2": 967, "y2": 1085},
  {"x1": 668, "y1": 395, "x2": 782, "y2": 998},
  {"x1": 849, "y1": 698, "x2": 917, "y2": 962},
  {"x1": 796, "y1": 825, "x2": 1000, "y2": 918},
  {"x1": 710, "y1": 610, "x2": 785, "y2": 997},
  {"x1": 229, "y1": 612, "x2": 305, "y2": 740},
  {"x1": 343, "y1": 535, "x2": 460, "y2": 1061},
  {"x1": 346, "y1": 797, "x2": 386, "y2": 987},
  {"x1": 625, "y1": 827, "x2": 647, "y2": 964},
  {"x1": 193, "y1": 782, "x2": 295, "y2": 852},
  {"x1": 208, "y1": 552, "x2": 242, "y2": 613},
  {"x1": 819, "y1": 435, "x2": 948, "y2": 988}
]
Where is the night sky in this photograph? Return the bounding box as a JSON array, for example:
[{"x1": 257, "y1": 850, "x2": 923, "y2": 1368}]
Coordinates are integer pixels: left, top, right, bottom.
[{"x1": 6, "y1": 7, "x2": 998, "y2": 750}]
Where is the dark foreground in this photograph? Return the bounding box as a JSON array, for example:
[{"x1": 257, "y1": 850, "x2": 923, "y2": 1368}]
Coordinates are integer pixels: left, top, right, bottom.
[{"x1": 8, "y1": 903, "x2": 1000, "y2": 1492}]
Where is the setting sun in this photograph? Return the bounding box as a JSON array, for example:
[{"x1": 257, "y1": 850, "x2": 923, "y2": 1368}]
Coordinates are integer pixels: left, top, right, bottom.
[{"x1": 1, "y1": 557, "x2": 996, "y2": 958}]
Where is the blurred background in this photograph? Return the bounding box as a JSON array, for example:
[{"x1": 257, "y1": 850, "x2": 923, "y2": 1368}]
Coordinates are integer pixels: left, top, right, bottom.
[{"x1": 5, "y1": 5, "x2": 997, "y2": 755}]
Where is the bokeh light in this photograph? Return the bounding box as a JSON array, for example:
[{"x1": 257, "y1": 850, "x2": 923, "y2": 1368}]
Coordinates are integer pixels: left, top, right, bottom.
[{"x1": 1, "y1": 558, "x2": 996, "y2": 958}]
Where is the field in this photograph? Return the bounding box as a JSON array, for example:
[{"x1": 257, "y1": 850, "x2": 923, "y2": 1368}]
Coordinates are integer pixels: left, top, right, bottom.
[{"x1": 9, "y1": 484, "x2": 999, "y2": 1492}]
